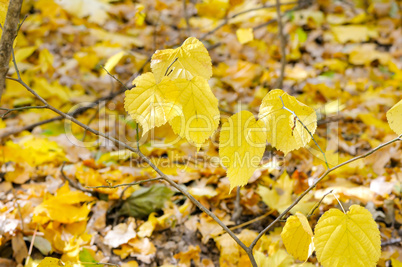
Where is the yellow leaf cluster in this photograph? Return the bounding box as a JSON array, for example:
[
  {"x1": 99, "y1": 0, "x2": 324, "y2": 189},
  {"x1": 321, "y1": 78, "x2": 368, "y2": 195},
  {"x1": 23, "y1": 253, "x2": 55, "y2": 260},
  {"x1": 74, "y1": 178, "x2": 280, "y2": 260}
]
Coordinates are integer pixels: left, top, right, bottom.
[
  {"x1": 33, "y1": 183, "x2": 95, "y2": 261},
  {"x1": 125, "y1": 37, "x2": 219, "y2": 148},
  {"x1": 278, "y1": 205, "x2": 381, "y2": 266},
  {"x1": 126, "y1": 40, "x2": 318, "y2": 191}
]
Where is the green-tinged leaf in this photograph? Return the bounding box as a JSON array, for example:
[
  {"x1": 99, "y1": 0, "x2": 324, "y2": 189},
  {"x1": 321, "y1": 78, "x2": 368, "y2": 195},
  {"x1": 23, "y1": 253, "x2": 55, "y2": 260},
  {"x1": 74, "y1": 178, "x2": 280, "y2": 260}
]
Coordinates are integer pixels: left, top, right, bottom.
[{"x1": 119, "y1": 185, "x2": 174, "y2": 218}]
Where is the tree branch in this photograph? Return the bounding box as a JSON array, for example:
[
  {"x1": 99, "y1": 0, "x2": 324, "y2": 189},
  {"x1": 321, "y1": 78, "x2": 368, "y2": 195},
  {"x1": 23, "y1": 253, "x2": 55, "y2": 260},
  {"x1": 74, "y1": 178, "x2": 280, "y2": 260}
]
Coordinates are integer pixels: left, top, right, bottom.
[
  {"x1": 0, "y1": 0, "x2": 23, "y2": 102},
  {"x1": 7, "y1": 49, "x2": 257, "y2": 267},
  {"x1": 274, "y1": 0, "x2": 286, "y2": 89},
  {"x1": 249, "y1": 135, "x2": 402, "y2": 250}
]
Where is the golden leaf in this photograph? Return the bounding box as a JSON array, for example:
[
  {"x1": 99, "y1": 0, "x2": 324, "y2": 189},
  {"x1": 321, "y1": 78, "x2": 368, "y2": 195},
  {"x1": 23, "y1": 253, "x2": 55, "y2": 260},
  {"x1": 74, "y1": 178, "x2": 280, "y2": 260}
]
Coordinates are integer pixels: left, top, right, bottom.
[
  {"x1": 258, "y1": 89, "x2": 317, "y2": 155},
  {"x1": 151, "y1": 37, "x2": 212, "y2": 82},
  {"x1": 124, "y1": 72, "x2": 181, "y2": 135},
  {"x1": 314, "y1": 205, "x2": 381, "y2": 267},
  {"x1": 166, "y1": 76, "x2": 220, "y2": 148},
  {"x1": 219, "y1": 110, "x2": 266, "y2": 191},
  {"x1": 236, "y1": 28, "x2": 254, "y2": 44},
  {"x1": 281, "y1": 212, "x2": 314, "y2": 261},
  {"x1": 386, "y1": 99, "x2": 402, "y2": 135}
]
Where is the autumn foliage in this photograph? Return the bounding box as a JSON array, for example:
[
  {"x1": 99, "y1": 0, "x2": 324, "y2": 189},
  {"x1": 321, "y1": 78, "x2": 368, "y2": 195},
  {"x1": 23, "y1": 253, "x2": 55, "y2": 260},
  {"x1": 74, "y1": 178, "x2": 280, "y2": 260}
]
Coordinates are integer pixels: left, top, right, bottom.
[{"x1": 1, "y1": 0, "x2": 402, "y2": 267}]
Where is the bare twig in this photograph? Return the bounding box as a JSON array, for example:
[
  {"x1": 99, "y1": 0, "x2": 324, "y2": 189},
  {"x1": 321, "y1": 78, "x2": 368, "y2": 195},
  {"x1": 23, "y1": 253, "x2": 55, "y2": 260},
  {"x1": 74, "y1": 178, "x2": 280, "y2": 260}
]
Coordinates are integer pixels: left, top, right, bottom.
[
  {"x1": 381, "y1": 238, "x2": 402, "y2": 247},
  {"x1": 100, "y1": 65, "x2": 129, "y2": 91},
  {"x1": 8, "y1": 52, "x2": 257, "y2": 266},
  {"x1": 307, "y1": 189, "x2": 333, "y2": 217},
  {"x1": 0, "y1": 105, "x2": 47, "y2": 118},
  {"x1": 274, "y1": 0, "x2": 286, "y2": 88},
  {"x1": 182, "y1": 0, "x2": 191, "y2": 36},
  {"x1": 87, "y1": 177, "x2": 163, "y2": 189},
  {"x1": 231, "y1": 187, "x2": 243, "y2": 223},
  {"x1": 81, "y1": 107, "x2": 100, "y2": 141},
  {"x1": 25, "y1": 224, "x2": 38, "y2": 267},
  {"x1": 0, "y1": 56, "x2": 150, "y2": 139},
  {"x1": 0, "y1": 0, "x2": 23, "y2": 102},
  {"x1": 229, "y1": 210, "x2": 274, "y2": 231},
  {"x1": 60, "y1": 162, "x2": 94, "y2": 195},
  {"x1": 249, "y1": 135, "x2": 402, "y2": 250}
]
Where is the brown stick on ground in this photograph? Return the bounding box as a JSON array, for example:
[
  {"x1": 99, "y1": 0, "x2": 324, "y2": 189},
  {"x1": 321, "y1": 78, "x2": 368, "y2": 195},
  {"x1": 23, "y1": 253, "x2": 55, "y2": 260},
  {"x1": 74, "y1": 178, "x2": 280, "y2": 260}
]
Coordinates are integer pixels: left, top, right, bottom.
[{"x1": 0, "y1": 0, "x2": 23, "y2": 103}]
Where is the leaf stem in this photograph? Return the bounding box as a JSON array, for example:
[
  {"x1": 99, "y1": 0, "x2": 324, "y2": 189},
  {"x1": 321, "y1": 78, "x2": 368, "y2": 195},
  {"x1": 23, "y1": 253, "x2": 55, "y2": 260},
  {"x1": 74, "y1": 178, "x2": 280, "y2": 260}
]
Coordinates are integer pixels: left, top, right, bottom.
[{"x1": 279, "y1": 95, "x2": 330, "y2": 169}]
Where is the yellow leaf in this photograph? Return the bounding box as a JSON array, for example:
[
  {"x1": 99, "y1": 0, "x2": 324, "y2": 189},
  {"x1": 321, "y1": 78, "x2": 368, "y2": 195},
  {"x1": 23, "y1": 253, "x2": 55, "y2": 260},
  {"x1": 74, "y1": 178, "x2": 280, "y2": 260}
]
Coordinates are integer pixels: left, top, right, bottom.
[
  {"x1": 219, "y1": 110, "x2": 266, "y2": 191},
  {"x1": 173, "y1": 245, "x2": 201, "y2": 266},
  {"x1": 349, "y1": 44, "x2": 391, "y2": 66},
  {"x1": 254, "y1": 249, "x2": 294, "y2": 267},
  {"x1": 37, "y1": 257, "x2": 62, "y2": 267},
  {"x1": 37, "y1": 257, "x2": 73, "y2": 267},
  {"x1": 124, "y1": 72, "x2": 180, "y2": 135},
  {"x1": 236, "y1": 28, "x2": 254, "y2": 44},
  {"x1": 258, "y1": 89, "x2": 317, "y2": 155},
  {"x1": 331, "y1": 25, "x2": 378, "y2": 43},
  {"x1": 33, "y1": 183, "x2": 95, "y2": 224},
  {"x1": 103, "y1": 51, "x2": 125, "y2": 75},
  {"x1": 314, "y1": 205, "x2": 381, "y2": 267},
  {"x1": 151, "y1": 37, "x2": 212, "y2": 82},
  {"x1": 167, "y1": 76, "x2": 220, "y2": 148},
  {"x1": 387, "y1": 99, "x2": 402, "y2": 135},
  {"x1": 257, "y1": 171, "x2": 293, "y2": 213},
  {"x1": 39, "y1": 48, "x2": 55, "y2": 74},
  {"x1": 281, "y1": 212, "x2": 314, "y2": 261},
  {"x1": 14, "y1": 46, "x2": 37, "y2": 63},
  {"x1": 391, "y1": 258, "x2": 402, "y2": 267},
  {"x1": 195, "y1": 0, "x2": 229, "y2": 19}
]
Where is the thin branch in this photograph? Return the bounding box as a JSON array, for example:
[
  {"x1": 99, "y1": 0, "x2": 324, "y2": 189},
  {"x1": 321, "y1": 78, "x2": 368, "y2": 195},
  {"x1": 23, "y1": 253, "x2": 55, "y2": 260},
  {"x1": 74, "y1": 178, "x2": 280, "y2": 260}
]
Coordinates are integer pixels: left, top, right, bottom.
[
  {"x1": 60, "y1": 162, "x2": 94, "y2": 195},
  {"x1": 182, "y1": 0, "x2": 191, "y2": 36},
  {"x1": 87, "y1": 177, "x2": 163, "y2": 189},
  {"x1": 381, "y1": 238, "x2": 402, "y2": 247},
  {"x1": 279, "y1": 95, "x2": 330, "y2": 169},
  {"x1": 229, "y1": 210, "x2": 274, "y2": 231},
  {"x1": 249, "y1": 135, "x2": 402, "y2": 250},
  {"x1": 231, "y1": 187, "x2": 243, "y2": 223},
  {"x1": 81, "y1": 107, "x2": 100, "y2": 141},
  {"x1": 0, "y1": 0, "x2": 23, "y2": 102},
  {"x1": 100, "y1": 65, "x2": 129, "y2": 91},
  {"x1": 332, "y1": 192, "x2": 346, "y2": 213},
  {"x1": 0, "y1": 56, "x2": 150, "y2": 139},
  {"x1": 253, "y1": 6, "x2": 299, "y2": 31},
  {"x1": 8, "y1": 70, "x2": 257, "y2": 265},
  {"x1": 307, "y1": 189, "x2": 333, "y2": 217},
  {"x1": 274, "y1": 0, "x2": 286, "y2": 88},
  {"x1": 80, "y1": 263, "x2": 119, "y2": 267},
  {"x1": 0, "y1": 105, "x2": 47, "y2": 118},
  {"x1": 200, "y1": 1, "x2": 298, "y2": 40},
  {"x1": 25, "y1": 224, "x2": 38, "y2": 267}
]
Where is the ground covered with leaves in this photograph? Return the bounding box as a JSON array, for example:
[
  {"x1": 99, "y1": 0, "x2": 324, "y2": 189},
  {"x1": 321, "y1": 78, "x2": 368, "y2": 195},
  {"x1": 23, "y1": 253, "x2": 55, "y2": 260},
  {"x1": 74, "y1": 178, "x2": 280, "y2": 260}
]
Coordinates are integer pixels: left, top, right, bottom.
[{"x1": 1, "y1": 0, "x2": 402, "y2": 266}]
